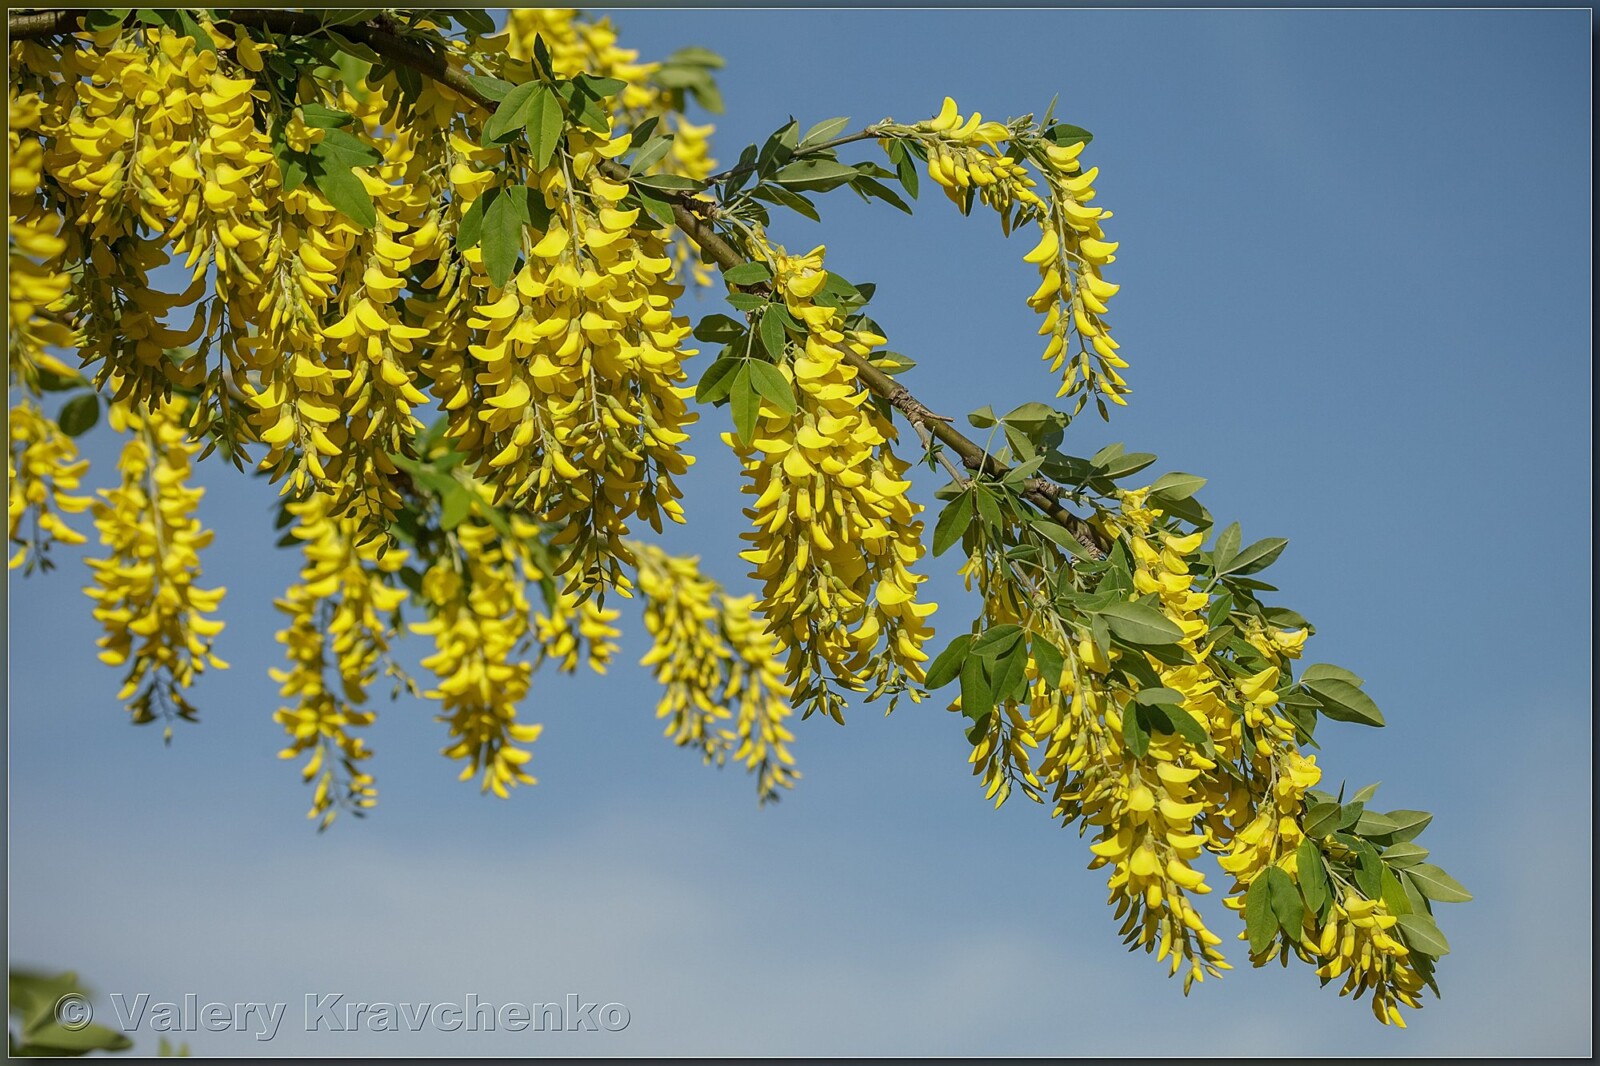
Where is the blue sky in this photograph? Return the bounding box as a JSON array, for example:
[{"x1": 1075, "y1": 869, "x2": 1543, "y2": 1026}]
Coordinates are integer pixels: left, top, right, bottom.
[{"x1": 7, "y1": 7, "x2": 1591, "y2": 1056}]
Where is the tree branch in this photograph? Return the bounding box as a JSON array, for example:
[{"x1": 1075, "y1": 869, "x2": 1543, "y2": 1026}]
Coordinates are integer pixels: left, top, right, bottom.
[{"x1": 9, "y1": 7, "x2": 1110, "y2": 559}]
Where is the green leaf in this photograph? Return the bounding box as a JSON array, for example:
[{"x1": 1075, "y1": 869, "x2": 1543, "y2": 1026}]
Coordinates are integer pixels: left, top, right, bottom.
[
  {"x1": 1264, "y1": 866, "x2": 1304, "y2": 934},
  {"x1": 457, "y1": 192, "x2": 486, "y2": 249},
  {"x1": 800, "y1": 115, "x2": 851, "y2": 146},
  {"x1": 1381, "y1": 863, "x2": 1412, "y2": 916},
  {"x1": 932, "y1": 493, "x2": 974, "y2": 557},
  {"x1": 439, "y1": 485, "x2": 471, "y2": 530},
  {"x1": 749, "y1": 182, "x2": 819, "y2": 222},
  {"x1": 1404, "y1": 864, "x2": 1473, "y2": 903},
  {"x1": 1157, "y1": 704, "x2": 1211, "y2": 750},
  {"x1": 692, "y1": 313, "x2": 745, "y2": 343},
  {"x1": 1094, "y1": 451, "x2": 1159, "y2": 480},
  {"x1": 1303, "y1": 801, "x2": 1340, "y2": 838},
  {"x1": 312, "y1": 165, "x2": 376, "y2": 229},
  {"x1": 1396, "y1": 913, "x2": 1451, "y2": 957},
  {"x1": 1380, "y1": 841, "x2": 1430, "y2": 868},
  {"x1": 694, "y1": 356, "x2": 741, "y2": 404},
  {"x1": 1352, "y1": 781, "x2": 1381, "y2": 804},
  {"x1": 959, "y1": 654, "x2": 993, "y2": 721},
  {"x1": 722, "y1": 261, "x2": 773, "y2": 287},
  {"x1": 577, "y1": 74, "x2": 627, "y2": 98},
  {"x1": 1122, "y1": 700, "x2": 1150, "y2": 758},
  {"x1": 1030, "y1": 518, "x2": 1095, "y2": 560},
  {"x1": 628, "y1": 134, "x2": 675, "y2": 175},
  {"x1": 299, "y1": 102, "x2": 354, "y2": 128},
  {"x1": 893, "y1": 144, "x2": 920, "y2": 199},
  {"x1": 747, "y1": 359, "x2": 796, "y2": 415},
  {"x1": 482, "y1": 82, "x2": 541, "y2": 144},
  {"x1": 729, "y1": 364, "x2": 759, "y2": 444},
  {"x1": 971, "y1": 624, "x2": 1024, "y2": 659},
  {"x1": 1220, "y1": 537, "x2": 1289, "y2": 576},
  {"x1": 1244, "y1": 876, "x2": 1276, "y2": 954},
  {"x1": 525, "y1": 85, "x2": 564, "y2": 170},
  {"x1": 1032, "y1": 636, "x2": 1065, "y2": 689},
  {"x1": 1213, "y1": 522, "x2": 1242, "y2": 571},
  {"x1": 973, "y1": 487, "x2": 1003, "y2": 534},
  {"x1": 315, "y1": 128, "x2": 382, "y2": 167},
  {"x1": 1045, "y1": 123, "x2": 1094, "y2": 147},
  {"x1": 1353, "y1": 840, "x2": 1384, "y2": 899},
  {"x1": 1148, "y1": 471, "x2": 1207, "y2": 502},
  {"x1": 481, "y1": 185, "x2": 524, "y2": 288},
  {"x1": 1097, "y1": 601, "x2": 1185, "y2": 646},
  {"x1": 967, "y1": 405, "x2": 998, "y2": 429},
  {"x1": 774, "y1": 158, "x2": 860, "y2": 191},
  {"x1": 58, "y1": 393, "x2": 100, "y2": 437},
  {"x1": 1373, "y1": 810, "x2": 1433, "y2": 845},
  {"x1": 1300, "y1": 663, "x2": 1365, "y2": 688},
  {"x1": 1353, "y1": 809, "x2": 1399, "y2": 838},
  {"x1": 851, "y1": 174, "x2": 913, "y2": 215},
  {"x1": 1304, "y1": 678, "x2": 1386, "y2": 727},
  {"x1": 758, "y1": 307, "x2": 788, "y2": 359},
  {"x1": 925, "y1": 634, "x2": 973, "y2": 690},
  {"x1": 1134, "y1": 687, "x2": 1184, "y2": 707},
  {"x1": 558, "y1": 76, "x2": 614, "y2": 134},
  {"x1": 1296, "y1": 839, "x2": 1331, "y2": 915},
  {"x1": 993, "y1": 641, "x2": 1030, "y2": 703},
  {"x1": 466, "y1": 74, "x2": 514, "y2": 102}
]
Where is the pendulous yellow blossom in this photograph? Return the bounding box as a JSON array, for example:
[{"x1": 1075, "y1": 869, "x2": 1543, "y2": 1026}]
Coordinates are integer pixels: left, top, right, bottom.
[
  {"x1": 83, "y1": 399, "x2": 227, "y2": 732},
  {"x1": 637, "y1": 544, "x2": 798, "y2": 802},
  {"x1": 270, "y1": 490, "x2": 412, "y2": 828},
  {"x1": 8, "y1": 400, "x2": 92, "y2": 571},
  {"x1": 727, "y1": 241, "x2": 935, "y2": 722}
]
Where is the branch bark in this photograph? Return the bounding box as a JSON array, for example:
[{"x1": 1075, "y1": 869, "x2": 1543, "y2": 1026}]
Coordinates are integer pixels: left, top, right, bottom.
[{"x1": 9, "y1": 7, "x2": 1109, "y2": 559}]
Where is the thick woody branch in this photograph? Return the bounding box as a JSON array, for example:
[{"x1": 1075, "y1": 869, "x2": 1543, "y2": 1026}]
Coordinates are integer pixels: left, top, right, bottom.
[{"x1": 9, "y1": 7, "x2": 1110, "y2": 559}]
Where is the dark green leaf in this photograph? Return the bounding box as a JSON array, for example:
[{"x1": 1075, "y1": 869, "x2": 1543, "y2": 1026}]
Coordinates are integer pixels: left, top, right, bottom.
[
  {"x1": 730, "y1": 364, "x2": 758, "y2": 443},
  {"x1": 971, "y1": 623, "x2": 1024, "y2": 658},
  {"x1": 315, "y1": 128, "x2": 382, "y2": 167},
  {"x1": 1032, "y1": 636, "x2": 1064, "y2": 689},
  {"x1": 1301, "y1": 800, "x2": 1339, "y2": 838},
  {"x1": 1264, "y1": 866, "x2": 1304, "y2": 934},
  {"x1": 1381, "y1": 863, "x2": 1412, "y2": 916},
  {"x1": 694, "y1": 356, "x2": 742, "y2": 404},
  {"x1": 1305, "y1": 678, "x2": 1386, "y2": 727},
  {"x1": 1354, "y1": 840, "x2": 1384, "y2": 899},
  {"x1": 1296, "y1": 839, "x2": 1331, "y2": 916},
  {"x1": 299, "y1": 102, "x2": 354, "y2": 128},
  {"x1": 525, "y1": 85, "x2": 564, "y2": 170},
  {"x1": 1245, "y1": 875, "x2": 1276, "y2": 953},
  {"x1": 932, "y1": 493, "x2": 974, "y2": 557},
  {"x1": 482, "y1": 186, "x2": 524, "y2": 288},
  {"x1": 749, "y1": 181, "x2": 820, "y2": 222},
  {"x1": 692, "y1": 313, "x2": 746, "y2": 343},
  {"x1": 457, "y1": 191, "x2": 488, "y2": 249},
  {"x1": 1220, "y1": 537, "x2": 1289, "y2": 576},
  {"x1": 774, "y1": 158, "x2": 860, "y2": 191},
  {"x1": 1122, "y1": 700, "x2": 1150, "y2": 758},
  {"x1": 893, "y1": 144, "x2": 920, "y2": 199},
  {"x1": 312, "y1": 165, "x2": 376, "y2": 229},
  {"x1": 758, "y1": 307, "x2": 788, "y2": 359},
  {"x1": 746, "y1": 359, "x2": 796, "y2": 415},
  {"x1": 960, "y1": 654, "x2": 993, "y2": 721},
  {"x1": 58, "y1": 393, "x2": 99, "y2": 437},
  {"x1": 1045, "y1": 123, "x2": 1094, "y2": 147},
  {"x1": 925, "y1": 634, "x2": 973, "y2": 690}
]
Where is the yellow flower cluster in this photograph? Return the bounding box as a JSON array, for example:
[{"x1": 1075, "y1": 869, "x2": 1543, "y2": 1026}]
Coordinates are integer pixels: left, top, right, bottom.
[
  {"x1": 637, "y1": 544, "x2": 797, "y2": 802},
  {"x1": 410, "y1": 514, "x2": 542, "y2": 798},
  {"x1": 910, "y1": 97, "x2": 1126, "y2": 411},
  {"x1": 534, "y1": 590, "x2": 622, "y2": 674},
  {"x1": 7, "y1": 401, "x2": 91, "y2": 571},
  {"x1": 445, "y1": 156, "x2": 697, "y2": 594},
  {"x1": 729, "y1": 243, "x2": 934, "y2": 721},
  {"x1": 498, "y1": 9, "x2": 719, "y2": 286},
  {"x1": 8, "y1": 87, "x2": 77, "y2": 392},
  {"x1": 83, "y1": 399, "x2": 227, "y2": 731},
  {"x1": 270, "y1": 492, "x2": 411, "y2": 828}
]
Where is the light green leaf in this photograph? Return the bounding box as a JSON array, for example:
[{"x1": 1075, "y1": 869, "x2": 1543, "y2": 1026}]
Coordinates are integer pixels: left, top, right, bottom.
[
  {"x1": 1380, "y1": 841, "x2": 1430, "y2": 868},
  {"x1": 481, "y1": 186, "x2": 524, "y2": 287},
  {"x1": 1148, "y1": 471, "x2": 1207, "y2": 502},
  {"x1": 1300, "y1": 663, "x2": 1366, "y2": 687},
  {"x1": 932, "y1": 493, "x2": 974, "y2": 558},
  {"x1": 746, "y1": 359, "x2": 796, "y2": 416},
  {"x1": 1305, "y1": 677, "x2": 1386, "y2": 727},
  {"x1": 800, "y1": 115, "x2": 851, "y2": 147},
  {"x1": 1405, "y1": 863, "x2": 1473, "y2": 903},
  {"x1": 313, "y1": 165, "x2": 376, "y2": 229},
  {"x1": 1396, "y1": 913, "x2": 1451, "y2": 957}
]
